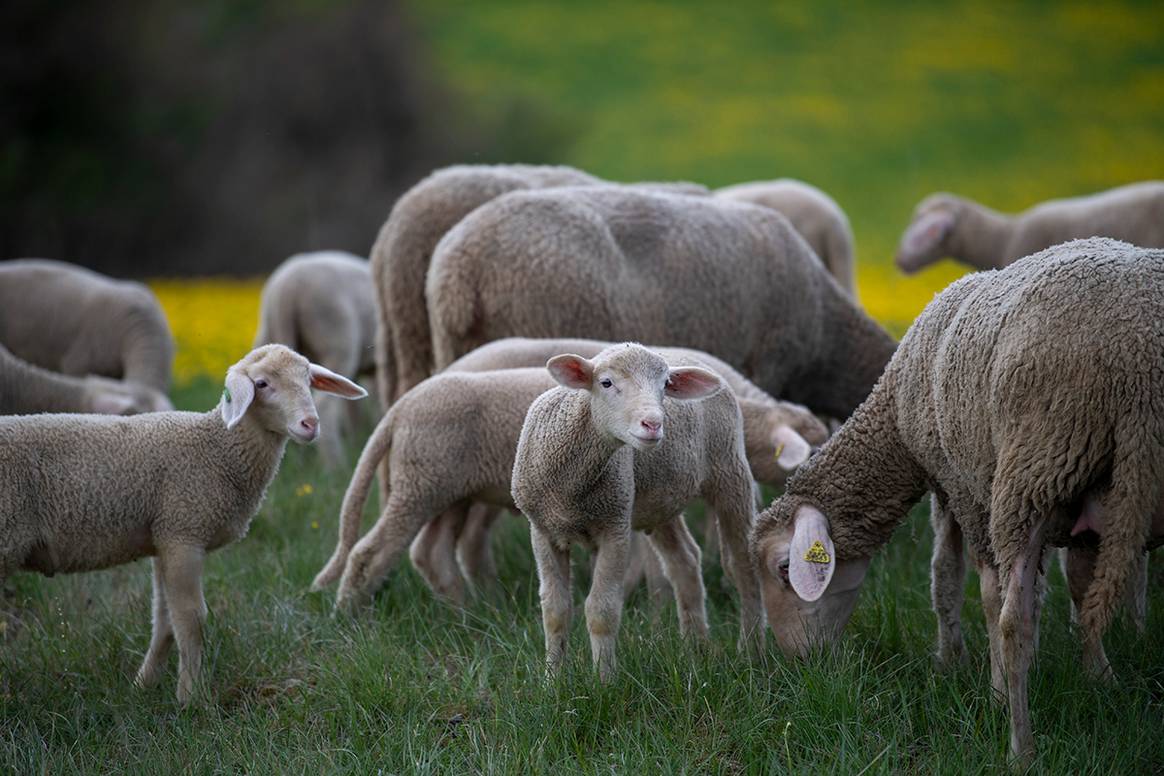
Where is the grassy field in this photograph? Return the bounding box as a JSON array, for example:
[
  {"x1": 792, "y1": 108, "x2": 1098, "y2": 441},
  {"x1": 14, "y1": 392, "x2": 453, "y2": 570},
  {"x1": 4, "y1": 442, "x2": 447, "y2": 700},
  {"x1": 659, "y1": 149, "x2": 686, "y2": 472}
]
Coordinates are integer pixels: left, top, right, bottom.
[{"x1": 6, "y1": 1, "x2": 1164, "y2": 773}]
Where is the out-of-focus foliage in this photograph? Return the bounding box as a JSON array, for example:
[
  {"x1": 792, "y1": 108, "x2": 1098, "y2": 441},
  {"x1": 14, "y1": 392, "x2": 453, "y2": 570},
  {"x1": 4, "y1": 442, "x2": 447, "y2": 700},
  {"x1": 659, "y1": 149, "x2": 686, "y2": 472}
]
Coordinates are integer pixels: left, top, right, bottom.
[{"x1": 412, "y1": 0, "x2": 1164, "y2": 330}]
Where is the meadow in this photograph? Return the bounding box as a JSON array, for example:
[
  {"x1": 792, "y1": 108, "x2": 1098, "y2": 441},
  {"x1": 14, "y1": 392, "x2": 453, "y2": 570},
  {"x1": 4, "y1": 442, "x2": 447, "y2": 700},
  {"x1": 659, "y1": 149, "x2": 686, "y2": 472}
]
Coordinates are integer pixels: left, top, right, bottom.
[{"x1": 5, "y1": 1, "x2": 1164, "y2": 773}]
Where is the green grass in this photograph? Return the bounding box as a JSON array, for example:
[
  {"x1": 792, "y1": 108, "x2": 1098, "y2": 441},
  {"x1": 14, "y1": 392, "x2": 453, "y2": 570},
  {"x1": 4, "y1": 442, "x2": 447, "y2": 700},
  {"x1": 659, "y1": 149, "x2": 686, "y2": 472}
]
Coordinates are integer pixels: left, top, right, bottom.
[{"x1": 3, "y1": 381, "x2": 1162, "y2": 774}]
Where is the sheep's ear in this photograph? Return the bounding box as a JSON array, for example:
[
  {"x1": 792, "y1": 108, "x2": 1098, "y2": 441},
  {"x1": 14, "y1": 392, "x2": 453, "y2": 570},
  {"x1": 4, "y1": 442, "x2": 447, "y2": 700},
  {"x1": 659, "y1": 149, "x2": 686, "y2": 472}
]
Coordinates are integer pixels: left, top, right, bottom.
[
  {"x1": 899, "y1": 210, "x2": 954, "y2": 260},
  {"x1": 547, "y1": 354, "x2": 594, "y2": 389},
  {"x1": 788, "y1": 504, "x2": 836, "y2": 602},
  {"x1": 220, "y1": 369, "x2": 255, "y2": 430},
  {"x1": 773, "y1": 425, "x2": 812, "y2": 470},
  {"x1": 665, "y1": 367, "x2": 722, "y2": 400},
  {"x1": 309, "y1": 363, "x2": 367, "y2": 399},
  {"x1": 90, "y1": 393, "x2": 138, "y2": 416}
]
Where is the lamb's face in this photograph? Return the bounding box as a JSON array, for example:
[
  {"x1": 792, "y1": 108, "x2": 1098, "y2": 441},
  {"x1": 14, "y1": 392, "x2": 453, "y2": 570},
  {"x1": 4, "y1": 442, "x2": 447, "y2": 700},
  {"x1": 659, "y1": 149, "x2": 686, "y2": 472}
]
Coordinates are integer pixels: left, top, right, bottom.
[
  {"x1": 546, "y1": 344, "x2": 723, "y2": 451},
  {"x1": 755, "y1": 504, "x2": 870, "y2": 657},
  {"x1": 895, "y1": 194, "x2": 958, "y2": 274},
  {"x1": 220, "y1": 344, "x2": 367, "y2": 442}
]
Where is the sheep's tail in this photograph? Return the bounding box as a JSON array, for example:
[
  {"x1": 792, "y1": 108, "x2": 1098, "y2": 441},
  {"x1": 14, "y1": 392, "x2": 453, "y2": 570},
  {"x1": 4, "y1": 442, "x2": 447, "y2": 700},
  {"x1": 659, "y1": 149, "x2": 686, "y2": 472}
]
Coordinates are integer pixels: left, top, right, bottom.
[
  {"x1": 310, "y1": 408, "x2": 395, "y2": 590},
  {"x1": 1078, "y1": 412, "x2": 1161, "y2": 639}
]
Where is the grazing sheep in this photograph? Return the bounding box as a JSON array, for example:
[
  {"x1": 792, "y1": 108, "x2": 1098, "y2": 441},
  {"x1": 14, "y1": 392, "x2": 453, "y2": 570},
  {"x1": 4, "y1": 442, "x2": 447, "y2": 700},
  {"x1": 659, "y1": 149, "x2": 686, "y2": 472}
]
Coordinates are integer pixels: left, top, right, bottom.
[
  {"x1": 426, "y1": 186, "x2": 894, "y2": 421},
  {"x1": 0, "y1": 345, "x2": 366, "y2": 703},
  {"x1": 895, "y1": 181, "x2": 1164, "y2": 274},
  {"x1": 716, "y1": 179, "x2": 857, "y2": 298},
  {"x1": 0, "y1": 259, "x2": 175, "y2": 397},
  {"x1": 750, "y1": 238, "x2": 1164, "y2": 763},
  {"x1": 254, "y1": 251, "x2": 377, "y2": 466},
  {"x1": 311, "y1": 368, "x2": 560, "y2": 606},
  {"x1": 512, "y1": 344, "x2": 762, "y2": 680},
  {"x1": 0, "y1": 342, "x2": 170, "y2": 415},
  {"x1": 411, "y1": 336, "x2": 827, "y2": 595}
]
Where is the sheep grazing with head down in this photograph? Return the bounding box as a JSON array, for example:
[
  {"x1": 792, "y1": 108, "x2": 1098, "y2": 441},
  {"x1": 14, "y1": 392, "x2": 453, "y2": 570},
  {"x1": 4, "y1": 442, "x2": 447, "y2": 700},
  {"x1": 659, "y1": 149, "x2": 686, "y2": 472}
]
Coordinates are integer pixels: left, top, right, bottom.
[
  {"x1": 895, "y1": 181, "x2": 1164, "y2": 274},
  {"x1": 512, "y1": 343, "x2": 762, "y2": 681},
  {"x1": 0, "y1": 344, "x2": 366, "y2": 704},
  {"x1": 0, "y1": 259, "x2": 175, "y2": 408},
  {"x1": 254, "y1": 251, "x2": 377, "y2": 467},
  {"x1": 750, "y1": 238, "x2": 1164, "y2": 763},
  {"x1": 0, "y1": 342, "x2": 167, "y2": 416}
]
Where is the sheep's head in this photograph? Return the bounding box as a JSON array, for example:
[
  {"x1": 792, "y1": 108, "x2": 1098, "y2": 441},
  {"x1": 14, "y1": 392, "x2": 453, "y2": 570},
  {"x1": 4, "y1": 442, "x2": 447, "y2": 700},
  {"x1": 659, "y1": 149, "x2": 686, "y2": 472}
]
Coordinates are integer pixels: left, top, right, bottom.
[
  {"x1": 749, "y1": 401, "x2": 829, "y2": 485},
  {"x1": 546, "y1": 343, "x2": 723, "y2": 451},
  {"x1": 84, "y1": 377, "x2": 174, "y2": 415},
  {"x1": 895, "y1": 193, "x2": 960, "y2": 274},
  {"x1": 752, "y1": 501, "x2": 870, "y2": 657},
  {"x1": 220, "y1": 344, "x2": 366, "y2": 442}
]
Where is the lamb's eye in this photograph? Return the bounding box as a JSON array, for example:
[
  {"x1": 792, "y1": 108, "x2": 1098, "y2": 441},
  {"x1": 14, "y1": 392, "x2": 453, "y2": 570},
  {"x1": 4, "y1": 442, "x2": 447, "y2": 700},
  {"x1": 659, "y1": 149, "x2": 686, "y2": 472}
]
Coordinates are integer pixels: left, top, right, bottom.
[
  {"x1": 255, "y1": 379, "x2": 269, "y2": 390},
  {"x1": 600, "y1": 378, "x2": 613, "y2": 388}
]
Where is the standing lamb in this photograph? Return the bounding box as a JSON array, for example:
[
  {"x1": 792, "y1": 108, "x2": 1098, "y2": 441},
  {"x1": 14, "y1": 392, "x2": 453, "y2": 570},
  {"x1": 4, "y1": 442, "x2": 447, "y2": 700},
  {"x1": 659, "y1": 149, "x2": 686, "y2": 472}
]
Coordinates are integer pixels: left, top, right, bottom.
[
  {"x1": 716, "y1": 179, "x2": 857, "y2": 299},
  {"x1": 0, "y1": 342, "x2": 170, "y2": 416},
  {"x1": 512, "y1": 344, "x2": 763, "y2": 680},
  {"x1": 895, "y1": 181, "x2": 1164, "y2": 274},
  {"x1": 254, "y1": 251, "x2": 377, "y2": 466},
  {"x1": 0, "y1": 259, "x2": 175, "y2": 401},
  {"x1": 750, "y1": 238, "x2": 1164, "y2": 763},
  {"x1": 0, "y1": 344, "x2": 366, "y2": 703},
  {"x1": 412, "y1": 336, "x2": 827, "y2": 595},
  {"x1": 426, "y1": 186, "x2": 895, "y2": 422}
]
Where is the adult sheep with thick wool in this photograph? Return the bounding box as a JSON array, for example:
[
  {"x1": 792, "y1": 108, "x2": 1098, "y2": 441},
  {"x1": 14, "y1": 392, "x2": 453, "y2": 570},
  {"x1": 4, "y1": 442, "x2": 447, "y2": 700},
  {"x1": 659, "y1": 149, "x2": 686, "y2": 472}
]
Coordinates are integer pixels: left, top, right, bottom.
[
  {"x1": 0, "y1": 259, "x2": 175, "y2": 404},
  {"x1": 0, "y1": 344, "x2": 366, "y2": 703},
  {"x1": 426, "y1": 186, "x2": 894, "y2": 422},
  {"x1": 0, "y1": 342, "x2": 168, "y2": 416},
  {"x1": 750, "y1": 238, "x2": 1164, "y2": 763}
]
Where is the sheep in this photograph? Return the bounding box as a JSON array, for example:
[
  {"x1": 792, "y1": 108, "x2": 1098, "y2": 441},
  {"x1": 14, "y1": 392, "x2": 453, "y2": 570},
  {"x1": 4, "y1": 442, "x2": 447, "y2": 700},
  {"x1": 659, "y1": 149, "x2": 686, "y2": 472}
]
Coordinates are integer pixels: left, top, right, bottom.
[
  {"x1": 895, "y1": 181, "x2": 1164, "y2": 274},
  {"x1": 426, "y1": 186, "x2": 895, "y2": 423},
  {"x1": 512, "y1": 343, "x2": 763, "y2": 680},
  {"x1": 410, "y1": 336, "x2": 827, "y2": 597},
  {"x1": 311, "y1": 367, "x2": 562, "y2": 607},
  {"x1": 0, "y1": 342, "x2": 170, "y2": 415},
  {"x1": 0, "y1": 344, "x2": 366, "y2": 703},
  {"x1": 254, "y1": 251, "x2": 377, "y2": 467},
  {"x1": 750, "y1": 238, "x2": 1164, "y2": 763},
  {"x1": 0, "y1": 259, "x2": 176, "y2": 400},
  {"x1": 716, "y1": 179, "x2": 857, "y2": 299}
]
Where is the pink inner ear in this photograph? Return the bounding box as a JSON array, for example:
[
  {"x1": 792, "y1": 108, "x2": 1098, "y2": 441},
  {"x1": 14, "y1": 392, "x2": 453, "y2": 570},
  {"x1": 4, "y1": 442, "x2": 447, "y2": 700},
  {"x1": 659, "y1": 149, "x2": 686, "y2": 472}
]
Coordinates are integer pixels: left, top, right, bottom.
[
  {"x1": 788, "y1": 505, "x2": 835, "y2": 601},
  {"x1": 546, "y1": 355, "x2": 592, "y2": 389},
  {"x1": 309, "y1": 364, "x2": 366, "y2": 399},
  {"x1": 665, "y1": 367, "x2": 722, "y2": 400},
  {"x1": 901, "y1": 210, "x2": 953, "y2": 256}
]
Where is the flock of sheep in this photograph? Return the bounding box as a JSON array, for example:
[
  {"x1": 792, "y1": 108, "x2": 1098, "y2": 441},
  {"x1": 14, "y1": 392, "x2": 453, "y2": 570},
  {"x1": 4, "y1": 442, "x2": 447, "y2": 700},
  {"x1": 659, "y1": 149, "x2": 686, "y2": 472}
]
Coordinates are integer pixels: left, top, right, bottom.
[{"x1": 2, "y1": 167, "x2": 1162, "y2": 765}]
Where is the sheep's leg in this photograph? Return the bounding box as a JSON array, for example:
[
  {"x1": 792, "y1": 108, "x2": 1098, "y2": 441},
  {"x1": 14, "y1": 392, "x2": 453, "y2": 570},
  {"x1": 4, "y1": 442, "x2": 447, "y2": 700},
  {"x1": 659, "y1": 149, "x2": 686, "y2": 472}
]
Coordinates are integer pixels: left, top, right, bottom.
[
  {"x1": 586, "y1": 526, "x2": 630, "y2": 682},
  {"x1": 645, "y1": 517, "x2": 708, "y2": 639},
  {"x1": 1063, "y1": 546, "x2": 1113, "y2": 679},
  {"x1": 641, "y1": 537, "x2": 672, "y2": 618},
  {"x1": 157, "y1": 544, "x2": 207, "y2": 705},
  {"x1": 998, "y1": 519, "x2": 1048, "y2": 765},
  {"x1": 701, "y1": 509, "x2": 719, "y2": 567},
  {"x1": 621, "y1": 532, "x2": 647, "y2": 603},
  {"x1": 531, "y1": 528, "x2": 572, "y2": 677},
  {"x1": 409, "y1": 508, "x2": 467, "y2": 605},
  {"x1": 135, "y1": 559, "x2": 174, "y2": 689},
  {"x1": 1127, "y1": 551, "x2": 1148, "y2": 633},
  {"x1": 709, "y1": 483, "x2": 764, "y2": 653},
  {"x1": 929, "y1": 497, "x2": 967, "y2": 668},
  {"x1": 456, "y1": 504, "x2": 501, "y2": 590},
  {"x1": 337, "y1": 495, "x2": 434, "y2": 610},
  {"x1": 315, "y1": 396, "x2": 348, "y2": 469},
  {"x1": 977, "y1": 561, "x2": 1006, "y2": 702}
]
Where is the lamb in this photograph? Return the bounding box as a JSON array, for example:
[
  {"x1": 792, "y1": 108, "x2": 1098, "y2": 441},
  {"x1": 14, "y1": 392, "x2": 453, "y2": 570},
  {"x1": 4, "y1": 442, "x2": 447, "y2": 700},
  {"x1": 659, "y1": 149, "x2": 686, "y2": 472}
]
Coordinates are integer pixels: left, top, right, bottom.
[
  {"x1": 372, "y1": 164, "x2": 706, "y2": 402},
  {"x1": 0, "y1": 344, "x2": 366, "y2": 703},
  {"x1": 0, "y1": 259, "x2": 176, "y2": 401},
  {"x1": 409, "y1": 336, "x2": 827, "y2": 596},
  {"x1": 895, "y1": 181, "x2": 1164, "y2": 274},
  {"x1": 512, "y1": 343, "x2": 763, "y2": 680},
  {"x1": 716, "y1": 179, "x2": 857, "y2": 298},
  {"x1": 254, "y1": 251, "x2": 377, "y2": 466},
  {"x1": 750, "y1": 238, "x2": 1164, "y2": 763},
  {"x1": 1, "y1": 342, "x2": 170, "y2": 415},
  {"x1": 426, "y1": 186, "x2": 895, "y2": 422}
]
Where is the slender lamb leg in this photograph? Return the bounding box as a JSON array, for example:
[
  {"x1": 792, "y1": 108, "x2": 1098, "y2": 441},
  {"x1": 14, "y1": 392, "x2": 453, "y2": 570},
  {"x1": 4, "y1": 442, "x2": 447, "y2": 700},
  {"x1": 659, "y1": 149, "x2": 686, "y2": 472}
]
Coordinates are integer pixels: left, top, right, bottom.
[
  {"x1": 707, "y1": 476, "x2": 764, "y2": 653},
  {"x1": 531, "y1": 527, "x2": 573, "y2": 677},
  {"x1": 645, "y1": 517, "x2": 709, "y2": 639},
  {"x1": 409, "y1": 508, "x2": 467, "y2": 604},
  {"x1": 930, "y1": 496, "x2": 967, "y2": 668},
  {"x1": 977, "y1": 561, "x2": 1006, "y2": 702},
  {"x1": 998, "y1": 519, "x2": 1048, "y2": 765},
  {"x1": 641, "y1": 537, "x2": 673, "y2": 617},
  {"x1": 337, "y1": 495, "x2": 437, "y2": 609},
  {"x1": 586, "y1": 527, "x2": 630, "y2": 682},
  {"x1": 1064, "y1": 546, "x2": 1113, "y2": 679},
  {"x1": 456, "y1": 504, "x2": 501, "y2": 589},
  {"x1": 157, "y1": 544, "x2": 207, "y2": 705},
  {"x1": 135, "y1": 558, "x2": 174, "y2": 688},
  {"x1": 621, "y1": 531, "x2": 648, "y2": 603}
]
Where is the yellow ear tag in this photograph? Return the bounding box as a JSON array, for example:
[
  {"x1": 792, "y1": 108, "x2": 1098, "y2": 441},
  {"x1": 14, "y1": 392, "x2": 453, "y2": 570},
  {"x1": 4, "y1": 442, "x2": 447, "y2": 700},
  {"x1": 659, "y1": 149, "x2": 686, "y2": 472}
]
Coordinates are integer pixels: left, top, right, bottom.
[
  {"x1": 804, "y1": 540, "x2": 830, "y2": 564},
  {"x1": 774, "y1": 443, "x2": 785, "y2": 461}
]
